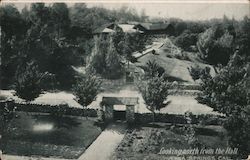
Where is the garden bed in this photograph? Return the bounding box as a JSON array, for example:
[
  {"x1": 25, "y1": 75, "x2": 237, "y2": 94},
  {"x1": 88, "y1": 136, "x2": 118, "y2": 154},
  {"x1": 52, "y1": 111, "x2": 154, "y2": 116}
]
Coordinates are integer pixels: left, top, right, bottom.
[{"x1": 111, "y1": 124, "x2": 229, "y2": 160}]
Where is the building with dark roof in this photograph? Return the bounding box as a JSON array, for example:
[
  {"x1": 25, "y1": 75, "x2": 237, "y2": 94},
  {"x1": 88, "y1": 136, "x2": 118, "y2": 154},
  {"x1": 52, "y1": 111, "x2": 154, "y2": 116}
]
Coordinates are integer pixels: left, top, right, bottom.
[
  {"x1": 93, "y1": 22, "x2": 175, "y2": 36},
  {"x1": 134, "y1": 22, "x2": 175, "y2": 35}
]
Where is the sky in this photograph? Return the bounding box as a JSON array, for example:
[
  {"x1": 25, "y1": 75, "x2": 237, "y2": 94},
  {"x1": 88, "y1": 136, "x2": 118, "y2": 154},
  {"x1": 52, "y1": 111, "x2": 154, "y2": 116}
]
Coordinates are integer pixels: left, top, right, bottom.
[
  {"x1": 6, "y1": 1, "x2": 250, "y2": 21},
  {"x1": 88, "y1": 2, "x2": 249, "y2": 20}
]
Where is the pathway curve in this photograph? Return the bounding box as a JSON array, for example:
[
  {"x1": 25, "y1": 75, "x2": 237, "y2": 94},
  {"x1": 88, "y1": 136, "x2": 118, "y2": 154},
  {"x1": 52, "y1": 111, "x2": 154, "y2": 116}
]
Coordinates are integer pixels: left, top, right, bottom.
[{"x1": 78, "y1": 122, "x2": 126, "y2": 160}]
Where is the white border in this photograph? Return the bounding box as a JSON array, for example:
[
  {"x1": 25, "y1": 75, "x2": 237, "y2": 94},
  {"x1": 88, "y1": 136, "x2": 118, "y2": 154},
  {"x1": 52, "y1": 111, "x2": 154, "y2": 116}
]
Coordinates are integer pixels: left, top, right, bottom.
[{"x1": 1, "y1": 0, "x2": 249, "y2": 4}]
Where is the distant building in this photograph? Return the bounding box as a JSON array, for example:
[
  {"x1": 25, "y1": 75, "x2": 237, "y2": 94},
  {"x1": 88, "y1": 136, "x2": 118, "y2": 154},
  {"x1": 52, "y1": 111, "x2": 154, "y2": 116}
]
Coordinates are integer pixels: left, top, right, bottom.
[
  {"x1": 93, "y1": 22, "x2": 175, "y2": 37},
  {"x1": 134, "y1": 22, "x2": 175, "y2": 35},
  {"x1": 93, "y1": 23, "x2": 142, "y2": 38}
]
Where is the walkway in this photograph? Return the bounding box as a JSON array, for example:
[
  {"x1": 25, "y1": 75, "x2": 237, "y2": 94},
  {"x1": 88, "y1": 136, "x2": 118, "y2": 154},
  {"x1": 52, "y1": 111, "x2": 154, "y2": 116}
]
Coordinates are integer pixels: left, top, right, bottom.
[{"x1": 78, "y1": 122, "x2": 126, "y2": 160}]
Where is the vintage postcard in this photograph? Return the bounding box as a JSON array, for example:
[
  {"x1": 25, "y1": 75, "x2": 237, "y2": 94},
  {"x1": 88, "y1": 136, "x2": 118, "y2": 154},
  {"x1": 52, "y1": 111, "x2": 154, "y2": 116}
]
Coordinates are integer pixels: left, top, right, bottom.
[{"x1": 0, "y1": 0, "x2": 249, "y2": 160}]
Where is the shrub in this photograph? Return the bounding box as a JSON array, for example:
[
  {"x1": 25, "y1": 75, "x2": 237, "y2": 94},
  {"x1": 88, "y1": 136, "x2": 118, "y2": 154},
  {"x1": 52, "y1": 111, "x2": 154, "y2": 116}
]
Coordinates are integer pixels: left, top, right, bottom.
[
  {"x1": 173, "y1": 52, "x2": 190, "y2": 61},
  {"x1": 143, "y1": 60, "x2": 165, "y2": 78},
  {"x1": 187, "y1": 65, "x2": 211, "y2": 81},
  {"x1": 14, "y1": 62, "x2": 45, "y2": 101}
]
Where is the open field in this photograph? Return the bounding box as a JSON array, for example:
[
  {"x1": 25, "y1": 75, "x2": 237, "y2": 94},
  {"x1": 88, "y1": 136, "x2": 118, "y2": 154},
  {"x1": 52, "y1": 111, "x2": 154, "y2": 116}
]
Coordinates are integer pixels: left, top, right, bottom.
[{"x1": 1, "y1": 112, "x2": 102, "y2": 159}]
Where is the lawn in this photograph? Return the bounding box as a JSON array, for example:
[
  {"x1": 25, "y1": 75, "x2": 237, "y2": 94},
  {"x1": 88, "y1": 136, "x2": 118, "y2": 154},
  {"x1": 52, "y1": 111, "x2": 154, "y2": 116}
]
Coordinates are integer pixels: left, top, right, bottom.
[
  {"x1": 1, "y1": 112, "x2": 102, "y2": 159},
  {"x1": 111, "y1": 124, "x2": 229, "y2": 160}
]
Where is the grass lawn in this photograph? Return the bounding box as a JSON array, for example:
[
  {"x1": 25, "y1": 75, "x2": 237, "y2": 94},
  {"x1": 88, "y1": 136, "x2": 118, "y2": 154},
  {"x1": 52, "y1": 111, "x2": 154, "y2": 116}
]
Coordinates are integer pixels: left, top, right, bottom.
[
  {"x1": 1, "y1": 112, "x2": 102, "y2": 159},
  {"x1": 112, "y1": 124, "x2": 229, "y2": 160}
]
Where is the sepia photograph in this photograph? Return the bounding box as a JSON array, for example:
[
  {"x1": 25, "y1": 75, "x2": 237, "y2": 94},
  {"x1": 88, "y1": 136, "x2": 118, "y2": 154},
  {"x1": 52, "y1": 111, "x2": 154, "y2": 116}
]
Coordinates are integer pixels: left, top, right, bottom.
[{"x1": 0, "y1": 1, "x2": 250, "y2": 160}]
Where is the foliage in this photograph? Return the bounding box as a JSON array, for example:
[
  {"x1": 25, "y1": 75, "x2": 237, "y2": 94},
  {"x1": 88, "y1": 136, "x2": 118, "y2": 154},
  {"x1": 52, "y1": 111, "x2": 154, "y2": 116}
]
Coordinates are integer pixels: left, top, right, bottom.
[
  {"x1": 0, "y1": 3, "x2": 148, "y2": 90},
  {"x1": 0, "y1": 4, "x2": 27, "y2": 88},
  {"x1": 87, "y1": 35, "x2": 124, "y2": 79},
  {"x1": 70, "y1": 4, "x2": 148, "y2": 33},
  {"x1": 235, "y1": 16, "x2": 250, "y2": 58},
  {"x1": 198, "y1": 54, "x2": 250, "y2": 157},
  {"x1": 87, "y1": 36, "x2": 108, "y2": 75},
  {"x1": 14, "y1": 61, "x2": 45, "y2": 101},
  {"x1": 0, "y1": 100, "x2": 17, "y2": 150},
  {"x1": 105, "y1": 38, "x2": 124, "y2": 79},
  {"x1": 114, "y1": 32, "x2": 150, "y2": 62},
  {"x1": 73, "y1": 75, "x2": 102, "y2": 108},
  {"x1": 187, "y1": 64, "x2": 211, "y2": 81},
  {"x1": 137, "y1": 76, "x2": 169, "y2": 121},
  {"x1": 197, "y1": 25, "x2": 234, "y2": 65},
  {"x1": 143, "y1": 60, "x2": 165, "y2": 78},
  {"x1": 174, "y1": 30, "x2": 198, "y2": 51}
]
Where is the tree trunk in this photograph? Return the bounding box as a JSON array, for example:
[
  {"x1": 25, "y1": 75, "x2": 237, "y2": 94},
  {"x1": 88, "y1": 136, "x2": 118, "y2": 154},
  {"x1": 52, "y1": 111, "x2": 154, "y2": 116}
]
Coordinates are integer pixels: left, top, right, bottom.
[
  {"x1": 213, "y1": 66, "x2": 219, "y2": 74},
  {"x1": 152, "y1": 111, "x2": 155, "y2": 123}
]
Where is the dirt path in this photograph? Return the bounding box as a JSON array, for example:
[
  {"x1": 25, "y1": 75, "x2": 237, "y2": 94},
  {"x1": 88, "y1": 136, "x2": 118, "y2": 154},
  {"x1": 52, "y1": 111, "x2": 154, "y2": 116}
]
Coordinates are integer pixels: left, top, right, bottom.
[{"x1": 78, "y1": 122, "x2": 126, "y2": 160}]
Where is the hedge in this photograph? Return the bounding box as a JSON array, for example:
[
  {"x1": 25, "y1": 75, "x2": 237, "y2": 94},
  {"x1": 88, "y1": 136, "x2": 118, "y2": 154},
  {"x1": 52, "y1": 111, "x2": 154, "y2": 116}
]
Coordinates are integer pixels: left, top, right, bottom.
[
  {"x1": 0, "y1": 100, "x2": 97, "y2": 117},
  {"x1": 134, "y1": 113, "x2": 225, "y2": 125}
]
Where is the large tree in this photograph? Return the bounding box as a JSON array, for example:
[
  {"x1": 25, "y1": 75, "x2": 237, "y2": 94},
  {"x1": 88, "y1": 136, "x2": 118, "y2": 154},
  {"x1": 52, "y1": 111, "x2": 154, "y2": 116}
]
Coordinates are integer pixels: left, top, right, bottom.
[
  {"x1": 0, "y1": 4, "x2": 27, "y2": 88},
  {"x1": 197, "y1": 25, "x2": 234, "y2": 66},
  {"x1": 87, "y1": 35, "x2": 124, "y2": 79},
  {"x1": 73, "y1": 75, "x2": 101, "y2": 108},
  {"x1": 138, "y1": 75, "x2": 169, "y2": 121},
  {"x1": 105, "y1": 37, "x2": 124, "y2": 79},
  {"x1": 197, "y1": 54, "x2": 250, "y2": 158}
]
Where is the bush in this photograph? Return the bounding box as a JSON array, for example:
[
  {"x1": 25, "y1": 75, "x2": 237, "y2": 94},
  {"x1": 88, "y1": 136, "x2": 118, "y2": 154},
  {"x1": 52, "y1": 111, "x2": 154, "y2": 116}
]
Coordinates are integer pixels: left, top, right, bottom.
[
  {"x1": 174, "y1": 52, "x2": 190, "y2": 61},
  {"x1": 187, "y1": 65, "x2": 211, "y2": 81},
  {"x1": 142, "y1": 60, "x2": 165, "y2": 78},
  {"x1": 14, "y1": 62, "x2": 45, "y2": 101}
]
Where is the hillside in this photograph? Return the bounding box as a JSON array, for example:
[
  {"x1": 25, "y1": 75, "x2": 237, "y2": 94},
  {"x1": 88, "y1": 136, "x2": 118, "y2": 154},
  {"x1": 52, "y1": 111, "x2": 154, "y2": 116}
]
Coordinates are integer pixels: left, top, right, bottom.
[{"x1": 134, "y1": 37, "x2": 216, "y2": 83}]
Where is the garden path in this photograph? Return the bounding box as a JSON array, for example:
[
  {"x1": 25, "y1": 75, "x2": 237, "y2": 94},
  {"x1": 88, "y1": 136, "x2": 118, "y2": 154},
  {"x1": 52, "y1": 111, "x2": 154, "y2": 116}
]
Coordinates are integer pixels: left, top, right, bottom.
[{"x1": 78, "y1": 122, "x2": 126, "y2": 160}]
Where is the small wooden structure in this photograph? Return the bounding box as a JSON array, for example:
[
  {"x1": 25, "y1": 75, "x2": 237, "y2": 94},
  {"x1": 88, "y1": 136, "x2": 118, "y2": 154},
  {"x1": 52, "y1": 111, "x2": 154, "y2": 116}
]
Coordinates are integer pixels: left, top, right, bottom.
[{"x1": 101, "y1": 97, "x2": 139, "y2": 123}]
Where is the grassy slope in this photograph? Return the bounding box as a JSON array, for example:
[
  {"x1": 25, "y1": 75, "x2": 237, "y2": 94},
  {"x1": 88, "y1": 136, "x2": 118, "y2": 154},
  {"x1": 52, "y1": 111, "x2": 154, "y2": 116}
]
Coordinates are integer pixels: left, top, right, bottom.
[{"x1": 134, "y1": 37, "x2": 215, "y2": 83}]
